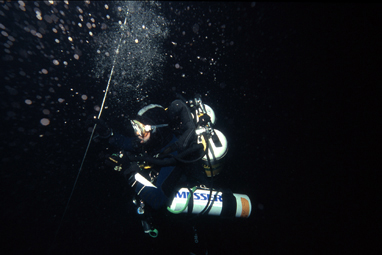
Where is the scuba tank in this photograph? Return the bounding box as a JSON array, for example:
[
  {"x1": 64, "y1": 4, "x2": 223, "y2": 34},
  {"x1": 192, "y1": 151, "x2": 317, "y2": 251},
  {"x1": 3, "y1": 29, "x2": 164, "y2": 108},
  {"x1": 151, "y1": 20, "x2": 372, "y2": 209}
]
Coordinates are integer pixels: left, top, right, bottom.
[
  {"x1": 190, "y1": 96, "x2": 228, "y2": 177},
  {"x1": 168, "y1": 186, "x2": 252, "y2": 218},
  {"x1": 196, "y1": 128, "x2": 227, "y2": 177}
]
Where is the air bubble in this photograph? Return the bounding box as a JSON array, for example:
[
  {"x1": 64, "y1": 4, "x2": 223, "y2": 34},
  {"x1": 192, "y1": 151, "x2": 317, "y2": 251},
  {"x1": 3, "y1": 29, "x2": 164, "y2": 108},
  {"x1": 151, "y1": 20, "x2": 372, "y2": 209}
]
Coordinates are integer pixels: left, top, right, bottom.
[
  {"x1": 40, "y1": 118, "x2": 50, "y2": 126},
  {"x1": 44, "y1": 14, "x2": 53, "y2": 23},
  {"x1": 192, "y1": 23, "x2": 199, "y2": 34}
]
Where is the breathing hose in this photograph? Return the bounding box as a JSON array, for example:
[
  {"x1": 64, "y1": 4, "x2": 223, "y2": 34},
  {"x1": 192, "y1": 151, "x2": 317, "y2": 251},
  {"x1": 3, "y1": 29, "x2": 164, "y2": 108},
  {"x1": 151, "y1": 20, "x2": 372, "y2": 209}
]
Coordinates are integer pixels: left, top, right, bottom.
[{"x1": 167, "y1": 186, "x2": 198, "y2": 214}]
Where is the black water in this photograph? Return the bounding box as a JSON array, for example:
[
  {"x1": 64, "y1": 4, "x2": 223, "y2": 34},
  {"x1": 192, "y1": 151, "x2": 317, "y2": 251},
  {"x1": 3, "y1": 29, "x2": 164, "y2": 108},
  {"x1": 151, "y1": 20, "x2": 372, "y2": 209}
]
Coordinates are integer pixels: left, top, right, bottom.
[{"x1": 1, "y1": 2, "x2": 379, "y2": 255}]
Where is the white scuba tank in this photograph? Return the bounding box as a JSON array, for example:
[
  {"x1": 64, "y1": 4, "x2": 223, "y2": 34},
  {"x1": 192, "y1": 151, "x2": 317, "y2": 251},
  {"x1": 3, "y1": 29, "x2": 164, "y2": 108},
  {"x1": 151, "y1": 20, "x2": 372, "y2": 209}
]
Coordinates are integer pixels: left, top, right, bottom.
[
  {"x1": 192, "y1": 103, "x2": 228, "y2": 177},
  {"x1": 169, "y1": 187, "x2": 252, "y2": 218}
]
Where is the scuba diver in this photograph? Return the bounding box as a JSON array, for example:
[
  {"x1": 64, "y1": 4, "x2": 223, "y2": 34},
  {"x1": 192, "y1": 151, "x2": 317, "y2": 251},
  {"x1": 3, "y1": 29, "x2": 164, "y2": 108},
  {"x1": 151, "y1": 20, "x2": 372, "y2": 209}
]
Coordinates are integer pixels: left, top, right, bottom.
[
  {"x1": 96, "y1": 99, "x2": 208, "y2": 206},
  {"x1": 93, "y1": 95, "x2": 251, "y2": 238},
  {"x1": 93, "y1": 96, "x2": 208, "y2": 235}
]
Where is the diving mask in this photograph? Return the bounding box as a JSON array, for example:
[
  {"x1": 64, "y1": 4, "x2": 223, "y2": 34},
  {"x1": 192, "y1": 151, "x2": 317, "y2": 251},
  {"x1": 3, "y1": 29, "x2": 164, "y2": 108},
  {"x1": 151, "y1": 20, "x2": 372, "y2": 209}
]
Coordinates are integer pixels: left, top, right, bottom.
[
  {"x1": 131, "y1": 120, "x2": 148, "y2": 137},
  {"x1": 130, "y1": 120, "x2": 169, "y2": 137}
]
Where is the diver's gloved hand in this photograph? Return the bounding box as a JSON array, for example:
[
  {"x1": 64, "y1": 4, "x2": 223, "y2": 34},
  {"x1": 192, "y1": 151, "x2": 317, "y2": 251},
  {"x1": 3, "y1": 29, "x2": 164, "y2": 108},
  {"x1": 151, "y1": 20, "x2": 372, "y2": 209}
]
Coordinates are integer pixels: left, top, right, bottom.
[
  {"x1": 94, "y1": 118, "x2": 113, "y2": 139},
  {"x1": 106, "y1": 150, "x2": 130, "y2": 172}
]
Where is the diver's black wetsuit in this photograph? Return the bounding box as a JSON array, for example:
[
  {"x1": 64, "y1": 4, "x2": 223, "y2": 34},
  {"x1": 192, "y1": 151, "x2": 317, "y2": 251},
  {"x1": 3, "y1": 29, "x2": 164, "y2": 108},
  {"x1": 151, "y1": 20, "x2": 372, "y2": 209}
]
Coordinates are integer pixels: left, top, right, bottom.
[{"x1": 109, "y1": 100, "x2": 207, "y2": 210}]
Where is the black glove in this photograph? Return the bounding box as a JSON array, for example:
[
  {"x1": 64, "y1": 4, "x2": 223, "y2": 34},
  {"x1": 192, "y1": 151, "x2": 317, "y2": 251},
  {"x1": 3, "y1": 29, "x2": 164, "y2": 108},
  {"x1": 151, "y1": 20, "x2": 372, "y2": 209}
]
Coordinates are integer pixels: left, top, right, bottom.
[{"x1": 106, "y1": 150, "x2": 130, "y2": 172}]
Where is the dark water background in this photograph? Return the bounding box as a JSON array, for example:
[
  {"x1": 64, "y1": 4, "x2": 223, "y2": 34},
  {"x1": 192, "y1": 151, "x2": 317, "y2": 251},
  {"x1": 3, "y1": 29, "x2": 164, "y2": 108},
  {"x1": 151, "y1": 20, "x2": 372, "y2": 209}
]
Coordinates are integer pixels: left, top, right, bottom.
[{"x1": 1, "y1": 2, "x2": 380, "y2": 254}]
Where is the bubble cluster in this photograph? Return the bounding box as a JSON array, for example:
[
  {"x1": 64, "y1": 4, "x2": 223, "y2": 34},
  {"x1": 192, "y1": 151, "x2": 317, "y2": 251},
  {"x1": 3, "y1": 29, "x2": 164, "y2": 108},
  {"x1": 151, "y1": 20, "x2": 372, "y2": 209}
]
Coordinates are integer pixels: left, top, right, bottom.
[
  {"x1": 162, "y1": 2, "x2": 238, "y2": 91},
  {"x1": 1, "y1": 1, "x2": 118, "y2": 143},
  {"x1": 1, "y1": 1, "x2": 238, "y2": 155},
  {"x1": 92, "y1": 1, "x2": 169, "y2": 112}
]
